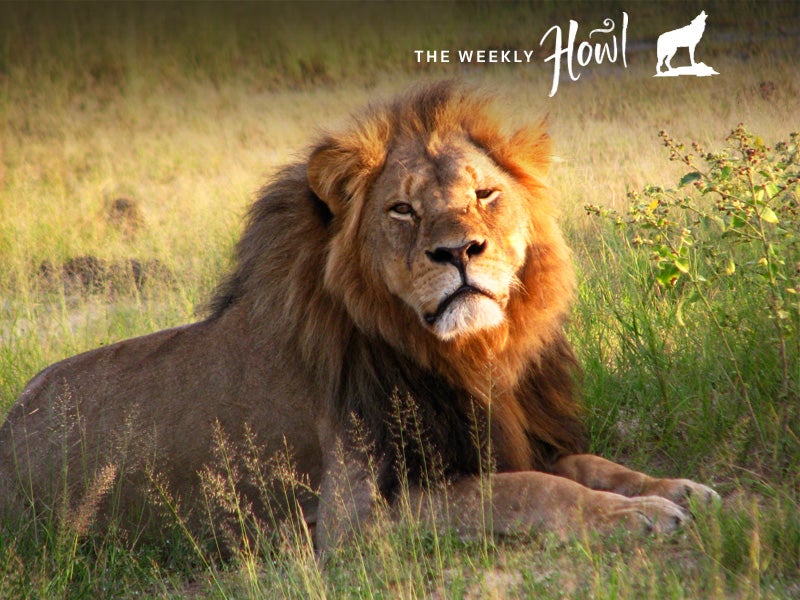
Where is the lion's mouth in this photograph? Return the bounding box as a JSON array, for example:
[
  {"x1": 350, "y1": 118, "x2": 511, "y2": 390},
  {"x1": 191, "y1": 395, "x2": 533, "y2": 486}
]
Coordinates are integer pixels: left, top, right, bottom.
[{"x1": 424, "y1": 285, "x2": 497, "y2": 326}]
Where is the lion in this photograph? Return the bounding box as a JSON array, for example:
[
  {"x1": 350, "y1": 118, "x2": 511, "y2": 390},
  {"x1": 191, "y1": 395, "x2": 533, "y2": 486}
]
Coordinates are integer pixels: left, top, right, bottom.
[{"x1": 0, "y1": 82, "x2": 717, "y2": 552}]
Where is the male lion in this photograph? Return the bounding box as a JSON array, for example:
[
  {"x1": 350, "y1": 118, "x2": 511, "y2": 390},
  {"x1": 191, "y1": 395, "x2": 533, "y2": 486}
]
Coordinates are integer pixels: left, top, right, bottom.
[{"x1": 0, "y1": 82, "x2": 716, "y2": 551}]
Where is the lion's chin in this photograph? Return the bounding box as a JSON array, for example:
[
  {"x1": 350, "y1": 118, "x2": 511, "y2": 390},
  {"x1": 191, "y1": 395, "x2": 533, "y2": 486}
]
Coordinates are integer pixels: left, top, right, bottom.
[{"x1": 427, "y1": 294, "x2": 505, "y2": 341}]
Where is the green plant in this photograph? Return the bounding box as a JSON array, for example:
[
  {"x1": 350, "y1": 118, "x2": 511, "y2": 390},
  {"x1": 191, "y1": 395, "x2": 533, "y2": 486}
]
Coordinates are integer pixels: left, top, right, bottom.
[
  {"x1": 2, "y1": 12, "x2": 799, "y2": 591},
  {"x1": 587, "y1": 126, "x2": 800, "y2": 424}
]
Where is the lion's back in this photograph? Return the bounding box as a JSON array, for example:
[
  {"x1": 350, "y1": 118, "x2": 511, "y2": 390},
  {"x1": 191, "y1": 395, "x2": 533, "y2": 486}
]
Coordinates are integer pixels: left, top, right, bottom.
[{"x1": 0, "y1": 313, "x2": 325, "y2": 524}]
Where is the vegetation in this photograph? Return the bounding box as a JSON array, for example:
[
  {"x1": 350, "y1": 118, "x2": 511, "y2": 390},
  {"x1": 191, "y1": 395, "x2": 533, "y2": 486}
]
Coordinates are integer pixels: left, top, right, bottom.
[{"x1": 1, "y1": 2, "x2": 799, "y2": 598}]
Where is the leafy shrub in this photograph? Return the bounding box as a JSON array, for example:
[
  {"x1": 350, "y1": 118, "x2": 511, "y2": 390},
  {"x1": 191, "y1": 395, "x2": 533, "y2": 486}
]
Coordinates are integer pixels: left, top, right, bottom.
[{"x1": 586, "y1": 126, "x2": 799, "y2": 456}]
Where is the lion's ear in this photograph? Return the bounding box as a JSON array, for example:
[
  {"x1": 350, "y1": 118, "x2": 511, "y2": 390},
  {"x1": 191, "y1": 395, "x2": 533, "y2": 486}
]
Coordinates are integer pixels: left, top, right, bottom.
[
  {"x1": 308, "y1": 126, "x2": 389, "y2": 215},
  {"x1": 508, "y1": 123, "x2": 552, "y2": 176},
  {"x1": 307, "y1": 142, "x2": 379, "y2": 216},
  {"x1": 471, "y1": 118, "x2": 552, "y2": 186},
  {"x1": 308, "y1": 142, "x2": 353, "y2": 214}
]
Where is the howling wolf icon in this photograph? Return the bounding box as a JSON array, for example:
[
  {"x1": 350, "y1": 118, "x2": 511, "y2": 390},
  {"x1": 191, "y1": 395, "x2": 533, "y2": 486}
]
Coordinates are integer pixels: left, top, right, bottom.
[{"x1": 655, "y1": 10, "x2": 718, "y2": 77}]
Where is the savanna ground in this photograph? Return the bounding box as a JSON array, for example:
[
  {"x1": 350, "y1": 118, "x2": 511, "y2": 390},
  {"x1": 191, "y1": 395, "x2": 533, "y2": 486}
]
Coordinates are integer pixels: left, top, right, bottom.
[{"x1": 1, "y1": 2, "x2": 799, "y2": 598}]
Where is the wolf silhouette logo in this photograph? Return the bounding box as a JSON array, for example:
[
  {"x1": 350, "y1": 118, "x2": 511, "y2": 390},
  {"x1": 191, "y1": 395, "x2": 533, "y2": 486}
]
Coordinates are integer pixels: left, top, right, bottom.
[{"x1": 655, "y1": 10, "x2": 718, "y2": 77}]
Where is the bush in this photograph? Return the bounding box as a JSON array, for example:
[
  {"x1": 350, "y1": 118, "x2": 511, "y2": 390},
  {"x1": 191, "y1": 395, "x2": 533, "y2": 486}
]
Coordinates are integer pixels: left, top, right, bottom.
[{"x1": 586, "y1": 125, "x2": 799, "y2": 470}]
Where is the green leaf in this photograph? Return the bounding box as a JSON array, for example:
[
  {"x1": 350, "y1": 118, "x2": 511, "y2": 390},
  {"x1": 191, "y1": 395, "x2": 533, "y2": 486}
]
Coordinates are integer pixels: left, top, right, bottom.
[
  {"x1": 760, "y1": 206, "x2": 779, "y2": 224},
  {"x1": 657, "y1": 263, "x2": 681, "y2": 287},
  {"x1": 731, "y1": 214, "x2": 748, "y2": 228},
  {"x1": 675, "y1": 257, "x2": 690, "y2": 273},
  {"x1": 719, "y1": 166, "x2": 732, "y2": 180},
  {"x1": 765, "y1": 183, "x2": 780, "y2": 198},
  {"x1": 679, "y1": 171, "x2": 702, "y2": 188}
]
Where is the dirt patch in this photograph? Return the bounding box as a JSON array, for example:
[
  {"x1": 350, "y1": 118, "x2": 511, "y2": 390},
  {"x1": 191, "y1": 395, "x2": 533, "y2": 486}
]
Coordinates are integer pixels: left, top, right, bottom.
[{"x1": 39, "y1": 255, "x2": 172, "y2": 296}]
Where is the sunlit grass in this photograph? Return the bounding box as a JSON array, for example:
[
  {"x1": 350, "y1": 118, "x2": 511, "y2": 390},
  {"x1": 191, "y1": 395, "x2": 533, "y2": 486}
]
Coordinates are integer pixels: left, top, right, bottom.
[{"x1": 1, "y1": 3, "x2": 799, "y2": 598}]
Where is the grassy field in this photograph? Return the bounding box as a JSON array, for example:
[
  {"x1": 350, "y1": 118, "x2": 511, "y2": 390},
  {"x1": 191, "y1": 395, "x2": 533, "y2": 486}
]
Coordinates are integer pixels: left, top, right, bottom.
[{"x1": 1, "y1": 3, "x2": 799, "y2": 598}]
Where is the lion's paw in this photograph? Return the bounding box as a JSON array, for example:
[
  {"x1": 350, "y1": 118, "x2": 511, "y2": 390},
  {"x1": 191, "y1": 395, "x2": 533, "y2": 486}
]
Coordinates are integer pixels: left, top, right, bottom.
[
  {"x1": 607, "y1": 496, "x2": 689, "y2": 536},
  {"x1": 646, "y1": 478, "x2": 720, "y2": 511}
]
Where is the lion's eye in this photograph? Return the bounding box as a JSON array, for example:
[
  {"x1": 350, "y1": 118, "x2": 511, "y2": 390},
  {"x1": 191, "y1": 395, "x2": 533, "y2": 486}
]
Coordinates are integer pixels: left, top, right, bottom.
[
  {"x1": 389, "y1": 203, "x2": 416, "y2": 220},
  {"x1": 475, "y1": 189, "x2": 500, "y2": 204}
]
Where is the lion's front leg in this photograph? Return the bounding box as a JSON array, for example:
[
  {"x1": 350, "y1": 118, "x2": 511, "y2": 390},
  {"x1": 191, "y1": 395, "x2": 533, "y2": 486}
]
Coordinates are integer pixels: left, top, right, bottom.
[
  {"x1": 551, "y1": 454, "x2": 719, "y2": 509},
  {"x1": 316, "y1": 437, "x2": 384, "y2": 554},
  {"x1": 402, "y1": 471, "x2": 688, "y2": 539}
]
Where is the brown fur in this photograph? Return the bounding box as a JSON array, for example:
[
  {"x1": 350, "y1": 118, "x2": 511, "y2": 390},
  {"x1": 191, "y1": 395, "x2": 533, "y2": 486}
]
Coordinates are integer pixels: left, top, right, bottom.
[
  {"x1": 211, "y1": 82, "x2": 585, "y2": 477},
  {"x1": 0, "y1": 82, "x2": 716, "y2": 550}
]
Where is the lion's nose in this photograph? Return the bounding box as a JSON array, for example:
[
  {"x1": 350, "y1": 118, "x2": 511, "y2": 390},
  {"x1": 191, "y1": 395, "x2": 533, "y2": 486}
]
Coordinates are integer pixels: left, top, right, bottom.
[{"x1": 426, "y1": 239, "x2": 487, "y2": 268}]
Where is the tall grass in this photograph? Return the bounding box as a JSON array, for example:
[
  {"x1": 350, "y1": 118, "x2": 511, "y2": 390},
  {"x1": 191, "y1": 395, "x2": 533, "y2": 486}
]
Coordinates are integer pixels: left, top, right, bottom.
[{"x1": 1, "y1": 2, "x2": 799, "y2": 598}]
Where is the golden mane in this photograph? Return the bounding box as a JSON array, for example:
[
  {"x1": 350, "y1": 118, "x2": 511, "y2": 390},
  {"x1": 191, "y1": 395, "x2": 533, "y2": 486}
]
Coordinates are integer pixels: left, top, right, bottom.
[{"x1": 210, "y1": 81, "x2": 585, "y2": 483}]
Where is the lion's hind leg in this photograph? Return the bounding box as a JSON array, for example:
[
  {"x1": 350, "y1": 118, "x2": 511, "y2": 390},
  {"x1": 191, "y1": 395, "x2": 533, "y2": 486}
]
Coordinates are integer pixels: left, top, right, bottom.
[{"x1": 551, "y1": 454, "x2": 719, "y2": 510}]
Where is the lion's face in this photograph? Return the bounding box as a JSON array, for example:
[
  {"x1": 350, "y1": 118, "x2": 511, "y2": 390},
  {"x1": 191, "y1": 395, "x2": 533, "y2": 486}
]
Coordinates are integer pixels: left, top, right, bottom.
[
  {"x1": 308, "y1": 84, "x2": 560, "y2": 351},
  {"x1": 363, "y1": 134, "x2": 530, "y2": 340}
]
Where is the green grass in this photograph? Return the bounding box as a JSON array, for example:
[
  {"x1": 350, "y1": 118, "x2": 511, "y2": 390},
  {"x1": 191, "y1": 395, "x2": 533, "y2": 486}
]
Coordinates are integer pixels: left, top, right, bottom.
[{"x1": 1, "y1": 3, "x2": 799, "y2": 598}]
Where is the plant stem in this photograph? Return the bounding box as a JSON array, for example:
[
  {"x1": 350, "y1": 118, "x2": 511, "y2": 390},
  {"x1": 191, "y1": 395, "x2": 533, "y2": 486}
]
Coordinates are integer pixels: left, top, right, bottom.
[{"x1": 746, "y1": 167, "x2": 791, "y2": 399}]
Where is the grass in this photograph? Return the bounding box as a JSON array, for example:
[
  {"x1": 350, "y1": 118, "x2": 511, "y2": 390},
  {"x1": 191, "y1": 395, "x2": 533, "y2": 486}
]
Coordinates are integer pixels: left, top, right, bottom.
[{"x1": 1, "y1": 2, "x2": 799, "y2": 598}]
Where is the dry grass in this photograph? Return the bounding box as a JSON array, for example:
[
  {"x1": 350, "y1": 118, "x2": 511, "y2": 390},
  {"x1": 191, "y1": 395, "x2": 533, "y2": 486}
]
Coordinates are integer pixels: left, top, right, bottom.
[{"x1": 1, "y1": 3, "x2": 799, "y2": 597}]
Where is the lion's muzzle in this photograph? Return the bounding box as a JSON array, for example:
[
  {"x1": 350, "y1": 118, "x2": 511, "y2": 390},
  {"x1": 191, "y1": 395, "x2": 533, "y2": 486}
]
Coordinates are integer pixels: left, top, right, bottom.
[
  {"x1": 418, "y1": 238, "x2": 508, "y2": 339},
  {"x1": 425, "y1": 238, "x2": 487, "y2": 277},
  {"x1": 424, "y1": 284, "x2": 497, "y2": 326}
]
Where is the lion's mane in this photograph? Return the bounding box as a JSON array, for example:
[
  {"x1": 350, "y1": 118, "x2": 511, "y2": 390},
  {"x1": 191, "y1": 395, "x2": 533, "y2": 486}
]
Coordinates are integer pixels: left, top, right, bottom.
[{"x1": 210, "y1": 82, "x2": 586, "y2": 496}]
